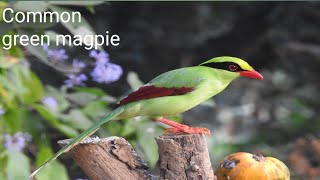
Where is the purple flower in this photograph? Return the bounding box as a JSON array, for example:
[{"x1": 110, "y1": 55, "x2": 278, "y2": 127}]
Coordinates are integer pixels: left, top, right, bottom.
[
  {"x1": 43, "y1": 44, "x2": 68, "y2": 63},
  {"x1": 0, "y1": 107, "x2": 5, "y2": 115},
  {"x1": 4, "y1": 132, "x2": 32, "y2": 152},
  {"x1": 89, "y1": 50, "x2": 109, "y2": 64},
  {"x1": 64, "y1": 73, "x2": 88, "y2": 88},
  {"x1": 90, "y1": 62, "x2": 122, "y2": 84},
  {"x1": 72, "y1": 59, "x2": 86, "y2": 69},
  {"x1": 89, "y1": 50, "x2": 123, "y2": 84},
  {"x1": 42, "y1": 97, "x2": 58, "y2": 111}
]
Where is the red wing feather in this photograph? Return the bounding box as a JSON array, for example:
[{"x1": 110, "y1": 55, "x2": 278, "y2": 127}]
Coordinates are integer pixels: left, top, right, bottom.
[{"x1": 117, "y1": 85, "x2": 193, "y2": 106}]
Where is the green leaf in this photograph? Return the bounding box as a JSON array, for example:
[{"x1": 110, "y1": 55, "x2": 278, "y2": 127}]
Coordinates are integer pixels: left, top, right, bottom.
[
  {"x1": 19, "y1": 71, "x2": 44, "y2": 104},
  {"x1": 0, "y1": 31, "x2": 24, "y2": 56},
  {"x1": 3, "y1": 108, "x2": 26, "y2": 133},
  {"x1": 0, "y1": 2, "x2": 8, "y2": 22},
  {"x1": 0, "y1": 68, "x2": 20, "y2": 106},
  {"x1": 35, "y1": 138, "x2": 53, "y2": 167},
  {"x1": 8, "y1": 7, "x2": 58, "y2": 29},
  {"x1": 0, "y1": 77, "x2": 16, "y2": 108},
  {"x1": 20, "y1": 111, "x2": 45, "y2": 140},
  {"x1": 35, "y1": 141, "x2": 68, "y2": 180},
  {"x1": 82, "y1": 101, "x2": 108, "y2": 119},
  {"x1": 120, "y1": 119, "x2": 136, "y2": 137},
  {"x1": 100, "y1": 95, "x2": 117, "y2": 103},
  {"x1": 17, "y1": 30, "x2": 77, "y2": 74},
  {"x1": 49, "y1": 6, "x2": 103, "y2": 50},
  {"x1": 66, "y1": 92, "x2": 97, "y2": 106},
  {"x1": 137, "y1": 122, "x2": 162, "y2": 167},
  {"x1": 7, "y1": 151, "x2": 30, "y2": 180},
  {"x1": 102, "y1": 121, "x2": 121, "y2": 136},
  {"x1": 32, "y1": 104, "x2": 58, "y2": 123},
  {"x1": 0, "y1": 31, "x2": 23, "y2": 57},
  {"x1": 75, "y1": 87, "x2": 106, "y2": 97},
  {"x1": 1, "y1": 64, "x2": 43, "y2": 104},
  {"x1": 60, "y1": 109, "x2": 93, "y2": 130},
  {"x1": 8, "y1": 46, "x2": 24, "y2": 58},
  {"x1": 127, "y1": 71, "x2": 144, "y2": 91},
  {"x1": 86, "y1": 6, "x2": 95, "y2": 14},
  {"x1": 21, "y1": 32, "x2": 48, "y2": 62},
  {"x1": 0, "y1": 55, "x2": 20, "y2": 69},
  {"x1": 33, "y1": 104, "x2": 78, "y2": 137},
  {"x1": 55, "y1": 124, "x2": 79, "y2": 138},
  {"x1": 36, "y1": 161, "x2": 69, "y2": 180},
  {"x1": 43, "y1": 86, "x2": 70, "y2": 112},
  {"x1": 45, "y1": 30, "x2": 69, "y2": 45},
  {"x1": 0, "y1": 150, "x2": 8, "y2": 178}
]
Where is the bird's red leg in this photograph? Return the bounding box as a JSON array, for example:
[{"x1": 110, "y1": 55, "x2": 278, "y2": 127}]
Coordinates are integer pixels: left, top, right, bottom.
[{"x1": 155, "y1": 117, "x2": 210, "y2": 135}]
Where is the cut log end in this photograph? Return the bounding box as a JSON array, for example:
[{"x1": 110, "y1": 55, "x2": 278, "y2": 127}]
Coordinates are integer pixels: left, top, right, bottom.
[
  {"x1": 156, "y1": 134, "x2": 216, "y2": 180},
  {"x1": 59, "y1": 134, "x2": 215, "y2": 180},
  {"x1": 58, "y1": 136, "x2": 154, "y2": 180}
]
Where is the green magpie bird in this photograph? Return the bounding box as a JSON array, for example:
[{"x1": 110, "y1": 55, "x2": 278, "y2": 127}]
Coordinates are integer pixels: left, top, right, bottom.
[{"x1": 30, "y1": 56, "x2": 263, "y2": 177}]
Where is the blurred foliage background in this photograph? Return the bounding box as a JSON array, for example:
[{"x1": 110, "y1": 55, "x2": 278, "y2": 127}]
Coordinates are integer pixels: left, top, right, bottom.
[{"x1": 0, "y1": 1, "x2": 320, "y2": 180}]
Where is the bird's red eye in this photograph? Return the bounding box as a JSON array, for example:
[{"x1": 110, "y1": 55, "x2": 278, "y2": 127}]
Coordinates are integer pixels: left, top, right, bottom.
[{"x1": 229, "y1": 65, "x2": 238, "y2": 71}]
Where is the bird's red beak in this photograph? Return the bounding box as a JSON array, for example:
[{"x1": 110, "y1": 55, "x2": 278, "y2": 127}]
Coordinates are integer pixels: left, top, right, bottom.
[{"x1": 240, "y1": 70, "x2": 263, "y2": 80}]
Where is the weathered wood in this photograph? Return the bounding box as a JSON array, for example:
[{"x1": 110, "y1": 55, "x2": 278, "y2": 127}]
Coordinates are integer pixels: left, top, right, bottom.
[
  {"x1": 58, "y1": 136, "x2": 154, "y2": 180},
  {"x1": 156, "y1": 134, "x2": 215, "y2": 180},
  {"x1": 59, "y1": 134, "x2": 215, "y2": 180}
]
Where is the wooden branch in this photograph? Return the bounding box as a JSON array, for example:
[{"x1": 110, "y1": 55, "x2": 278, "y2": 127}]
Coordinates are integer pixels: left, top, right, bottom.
[
  {"x1": 156, "y1": 134, "x2": 216, "y2": 180},
  {"x1": 58, "y1": 134, "x2": 215, "y2": 180},
  {"x1": 58, "y1": 136, "x2": 155, "y2": 180}
]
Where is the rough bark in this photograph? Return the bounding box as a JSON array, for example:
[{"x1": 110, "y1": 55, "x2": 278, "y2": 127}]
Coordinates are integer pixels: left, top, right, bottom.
[
  {"x1": 59, "y1": 134, "x2": 215, "y2": 180},
  {"x1": 156, "y1": 134, "x2": 215, "y2": 180},
  {"x1": 58, "y1": 136, "x2": 155, "y2": 180}
]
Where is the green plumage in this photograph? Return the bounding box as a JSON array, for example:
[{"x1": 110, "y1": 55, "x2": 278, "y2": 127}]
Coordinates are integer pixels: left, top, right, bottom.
[
  {"x1": 117, "y1": 66, "x2": 238, "y2": 118},
  {"x1": 30, "y1": 57, "x2": 257, "y2": 178}
]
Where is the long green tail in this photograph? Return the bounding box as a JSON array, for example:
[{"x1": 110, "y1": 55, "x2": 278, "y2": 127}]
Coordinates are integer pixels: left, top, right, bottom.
[{"x1": 30, "y1": 106, "x2": 124, "y2": 178}]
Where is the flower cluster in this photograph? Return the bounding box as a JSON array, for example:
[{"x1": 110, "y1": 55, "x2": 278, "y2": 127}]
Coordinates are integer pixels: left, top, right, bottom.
[
  {"x1": 0, "y1": 107, "x2": 5, "y2": 115},
  {"x1": 43, "y1": 44, "x2": 68, "y2": 63},
  {"x1": 90, "y1": 50, "x2": 123, "y2": 84},
  {"x1": 89, "y1": 50, "x2": 109, "y2": 64},
  {"x1": 64, "y1": 73, "x2": 88, "y2": 88},
  {"x1": 43, "y1": 45, "x2": 123, "y2": 88},
  {"x1": 72, "y1": 59, "x2": 86, "y2": 69},
  {"x1": 4, "y1": 132, "x2": 32, "y2": 152},
  {"x1": 42, "y1": 97, "x2": 58, "y2": 111}
]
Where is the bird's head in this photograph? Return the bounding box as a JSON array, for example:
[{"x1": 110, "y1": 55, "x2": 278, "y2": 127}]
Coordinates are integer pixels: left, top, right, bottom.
[{"x1": 199, "y1": 56, "x2": 263, "y2": 80}]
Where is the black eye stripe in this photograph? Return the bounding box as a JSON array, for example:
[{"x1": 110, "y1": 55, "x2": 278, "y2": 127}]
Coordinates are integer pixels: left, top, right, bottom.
[{"x1": 201, "y1": 62, "x2": 245, "y2": 72}]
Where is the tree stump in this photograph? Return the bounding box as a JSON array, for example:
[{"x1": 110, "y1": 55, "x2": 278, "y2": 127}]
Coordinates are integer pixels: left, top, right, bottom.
[
  {"x1": 58, "y1": 136, "x2": 155, "y2": 180},
  {"x1": 156, "y1": 134, "x2": 215, "y2": 180},
  {"x1": 59, "y1": 134, "x2": 215, "y2": 180}
]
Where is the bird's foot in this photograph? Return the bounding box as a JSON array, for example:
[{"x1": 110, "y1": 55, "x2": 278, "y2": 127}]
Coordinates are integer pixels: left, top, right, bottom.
[
  {"x1": 165, "y1": 127, "x2": 210, "y2": 135},
  {"x1": 155, "y1": 117, "x2": 210, "y2": 135}
]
